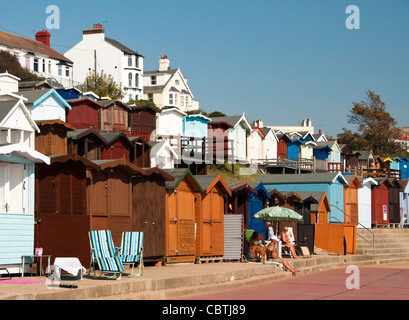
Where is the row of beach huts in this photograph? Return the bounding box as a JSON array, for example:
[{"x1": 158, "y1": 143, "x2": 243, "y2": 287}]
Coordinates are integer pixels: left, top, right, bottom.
[{"x1": 0, "y1": 71, "x2": 409, "y2": 274}]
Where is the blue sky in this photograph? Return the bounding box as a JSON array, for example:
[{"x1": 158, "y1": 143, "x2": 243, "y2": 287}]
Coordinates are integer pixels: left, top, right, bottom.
[{"x1": 1, "y1": 0, "x2": 408, "y2": 137}]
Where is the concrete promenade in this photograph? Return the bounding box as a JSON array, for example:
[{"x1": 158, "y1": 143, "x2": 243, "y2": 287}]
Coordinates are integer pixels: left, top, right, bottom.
[{"x1": 1, "y1": 251, "x2": 407, "y2": 300}]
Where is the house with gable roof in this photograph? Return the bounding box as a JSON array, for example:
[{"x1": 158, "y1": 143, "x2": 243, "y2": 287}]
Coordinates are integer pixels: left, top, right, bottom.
[
  {"x1": 143, "y1": 55, "x2": 199, "y2": 112},
  {"x1": 64, "y1": 24, "x2": 144, "y2": 102},
  {"x1": 0, "y1": 29, "x2": 74, "y2": 87}
]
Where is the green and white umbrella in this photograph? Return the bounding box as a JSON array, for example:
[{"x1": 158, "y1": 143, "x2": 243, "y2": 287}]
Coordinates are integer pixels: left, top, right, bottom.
[
  {"x1": 253, "y1": 206, "x2": 302, "y2": 222},
  {"x1": 254, "y1": 206, "x2": 302, "y2": 238}
]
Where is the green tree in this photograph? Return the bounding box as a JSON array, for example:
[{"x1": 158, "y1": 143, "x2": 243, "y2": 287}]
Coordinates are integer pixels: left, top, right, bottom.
[
  {"x1": 207, "y1": 111, "x2": 227, "y2": 117},
  {"x1": 0, "y1": 50, "x2": 44, "y2": 81},
  {"x1": 83, "y1": 70, "x2": 124, "y2": 99},
  {"x1": 338, "y1": 90, "x2": 404, "y2": 156}
]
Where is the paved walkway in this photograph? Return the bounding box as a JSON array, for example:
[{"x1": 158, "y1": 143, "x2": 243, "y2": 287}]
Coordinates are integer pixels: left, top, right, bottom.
[
  {"x1": 1, "y1": 255, "x2": 408, "y2": 300},
  {"x1": 178, "y1": 264, "x2": 409, "y2": 300}
]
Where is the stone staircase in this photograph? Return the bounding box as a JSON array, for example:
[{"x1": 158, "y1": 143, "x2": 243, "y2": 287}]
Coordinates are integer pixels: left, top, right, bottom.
[{"x1": 355, "y1": 228, "x2": 409, "y2": 265}]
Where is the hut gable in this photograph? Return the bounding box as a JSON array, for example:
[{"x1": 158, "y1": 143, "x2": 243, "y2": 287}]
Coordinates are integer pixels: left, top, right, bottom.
[
  {"x1": 148, "y1": 140, "x2": 179, "y2": 169},
  {"x1": 66, "y1": 98, "x2": 102, "y2": 130},
  {"x1": 16, "y1": 89, "x2": 71, "y2": 122},
  {"x1": 156, "y1": 106, "x2": 187, "y2": 137},
  {"x1": 97, "y1": 99, "x2": 130, "y2": 132},
  {"x1": 163, "y1": 168, "x2": 201, "y2": 262},
  {"x1": 194, "y1": 174, "x2": 231, "y2": 258},
  {"x1": 182, "y1": 114, "x2": 211, "y2": 139},
  {"x1": 127, "y1": 104, "x2": 158, "y2": 140},
  {"x1": 35, "y1": 119, "x2": 76, "y2": 156},
  {"x1": 68, "y1": 128, "x2": 132, "y2": 161}
]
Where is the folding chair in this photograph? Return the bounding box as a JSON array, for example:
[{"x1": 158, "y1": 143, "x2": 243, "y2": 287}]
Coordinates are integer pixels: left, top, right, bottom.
[
  {"x1": 0, "y1": 267, "x2": 11, "y2": 280},
  {"x1": 119, "y1": 232, "x2": 144, "y2": 277},
  {"x1": 88, "y1": 230, "x2": 124, "y2": 280}
]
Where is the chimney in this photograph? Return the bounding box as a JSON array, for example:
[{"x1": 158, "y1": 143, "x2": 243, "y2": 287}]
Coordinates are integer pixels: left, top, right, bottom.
[
  {"x1": 35, "y1": 29, "x2": 51, "y2": 47},
  {"x1": 307, "y1": 118, "x2": 312, "y2": 127},
  {"x1": 82, "y1": 23, "x2": 105, "y2": 37},
  {"x1": 301, "y1": 119, "x2": 306, "y2": 127},
  {"x1": 254, "y1": 119, "x2": 263, "y2": 128},
  {"x1": 159, "y1": 55, "x2": 170, "y2": 71}
]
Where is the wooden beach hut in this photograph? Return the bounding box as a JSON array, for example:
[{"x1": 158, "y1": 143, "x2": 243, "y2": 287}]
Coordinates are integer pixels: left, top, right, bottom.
[
  {"x1": 35, "y1": 119, "x2": 76, "y2": 156},
  {"x1": 131, "y1": 167, "x2": 175, "y2": 264},
  {"x1": 399, "y1": 157, "x2": 409, "y2": 180},
  {"x1": 35, "y1": 154, "x2": 99, "y2": 266},
  {"x1": 35, "y1": 155, "x2": 145, "y2": 266},
  {"x1": 388, "y1": 178, "x2": 402, "y2": 226},
  {"x1": 247, "y1": 181, "x2": 271, "y2": 238},
  {"x1": 194, "y1": 175, "x2": 231, "y2": 261},
  {"x1": 371, "y1": 178, "x2": 392, "y2": 227},
  {"x1": 163, "y1": 168, "x2": 202, "y2": 263},
  {"x1": 207, "y1": 119, "x2": 233, "y2": 164},
  {"x1": 342, "y1": 174, "x2": 363, "y2": 225},
  {"x1": 66, "y1": 98, "x2": 102, "y2": 130},
  {"x1": 97, "y1": 99, "x2": 130, "y2": 132},
  {"x1": 127, "y1": 104, "x2": 158, "y2": 141},
  {"x1": 227, "y1": 183, "x2": 258, "y2": 231}
]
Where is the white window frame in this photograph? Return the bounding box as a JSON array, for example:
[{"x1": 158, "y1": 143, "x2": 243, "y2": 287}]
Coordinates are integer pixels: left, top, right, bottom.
[{"x1": 0, "y1": 163, "x2": 28, "y2": 214}]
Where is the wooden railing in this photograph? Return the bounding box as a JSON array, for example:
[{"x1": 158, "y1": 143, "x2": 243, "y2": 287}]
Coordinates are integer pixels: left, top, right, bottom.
[{"x1": 155, "y1": 135, "x2": 235, "y2": 164}]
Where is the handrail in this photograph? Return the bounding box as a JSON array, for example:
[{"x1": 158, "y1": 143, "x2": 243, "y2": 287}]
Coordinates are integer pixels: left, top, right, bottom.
[{"x1": 329, "y1": 204, "x2": 376, "y2": 260}]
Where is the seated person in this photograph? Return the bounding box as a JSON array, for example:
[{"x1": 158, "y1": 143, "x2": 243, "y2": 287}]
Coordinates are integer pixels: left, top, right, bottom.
[
  {"x1": 268, "y1": 235, "x2": 300, "y2": 276},
  {"x1": 249, "y1": 232, "x2": 299, "y2": 276},
  {"x1": 281, "y1": 227, "x2": 300, "y2": 259}
]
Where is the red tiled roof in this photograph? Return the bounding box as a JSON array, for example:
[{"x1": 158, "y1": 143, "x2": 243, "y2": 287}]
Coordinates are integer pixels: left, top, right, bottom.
[{"x1": 0, "y1": 30, "x2": 72, "y2": 63}]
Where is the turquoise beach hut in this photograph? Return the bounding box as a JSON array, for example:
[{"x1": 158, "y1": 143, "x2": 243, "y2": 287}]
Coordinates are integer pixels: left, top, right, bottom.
[{"x1": 254, "y1": 172, "x2": 348, "y2": 223}]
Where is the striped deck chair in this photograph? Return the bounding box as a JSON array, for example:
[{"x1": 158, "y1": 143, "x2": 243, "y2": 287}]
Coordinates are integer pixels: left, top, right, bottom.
[
  {"x1": 88, "y1": 230, "x2": 124, "y2": 279},
  {"x1": 119, "y1": 231, "x2": 144, "y2": 277}
]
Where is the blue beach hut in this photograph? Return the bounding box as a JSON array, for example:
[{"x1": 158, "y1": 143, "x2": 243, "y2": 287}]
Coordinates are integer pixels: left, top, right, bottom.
[
  {"x1": 254, "y1": 172, "x2": 348, "y2": 223},
  {"x1": 248, "y1": 181, "x2": 271, "y2": 237},
  {"x1": 400, "y1": 157, "x2": 409, "y2": 180}
]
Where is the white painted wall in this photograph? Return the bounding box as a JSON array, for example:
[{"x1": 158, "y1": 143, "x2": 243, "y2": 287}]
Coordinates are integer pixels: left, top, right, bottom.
[
  {"x1": 31, "y1": 96, "x2": 66, "y2": 122},
  {"x1": 65, "y1": 30, "x2": 143, "y2": 102}
]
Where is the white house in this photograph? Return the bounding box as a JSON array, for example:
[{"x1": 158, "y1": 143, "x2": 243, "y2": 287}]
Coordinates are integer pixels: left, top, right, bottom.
[
  {"x1": 269, "y1": 118, "x2": 315, "y2": 135},
  {"x1": 143, "y1": 55, "x2": 199, "y2": 112},
  {"x1": 64, "y1": 24, "x2": 144, "y2": 102},
  {"x1": 0, "y1": 98, "x2": 50, "y2": 273},
  {"x1": 0, "y1": 30, "x2": 74, "y2": 87}
]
